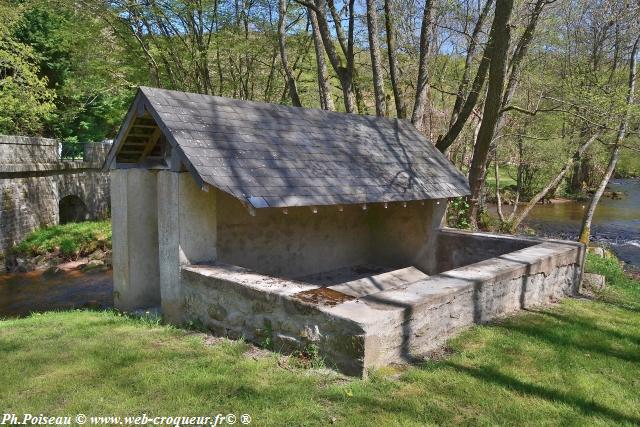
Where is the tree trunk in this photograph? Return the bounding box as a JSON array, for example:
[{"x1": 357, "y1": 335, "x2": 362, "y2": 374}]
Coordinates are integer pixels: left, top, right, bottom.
[
  {"x1": 579, "y1": 34, "x2": 639, "y2": 245},
  {"x1": 278, "y1": 0, "x2": 302, "y2": 106},
  {"x1": 450, "y1": 0, "x2": 494, "y2": 126},
  {"x1": 578, "y1": 146, "x2": 620, "y2": 245},
  {"x1": 306, "y1": 0, "x2": 356, "y2": 112},
  {"x1": 345, "y1": 0, "x2": 358, "y2": 113},
  {"x1": 435, "y1": 27, "x2": 493, "y2": 153},
  {"x1": 467, "y1": 0, "x2": 514, "y2": 228},
  {"x1": 384, "y1": 0, "x2": 406, "y2": 118},
  {"x1": 411, "y1": 0, "x2": 433, "y2": 129},
  {"x1": 366, "y1": 0, "x2": 386, "y2": 116},
  {"x1": 499, "y1": 0, "x2": 546, "y2": 113},
  {"x1": 309, "y1": 8, "x2": 334, "y2": 110},
  {"x1": 494, "y1": 150, "x2": 505, "y2": 222}
]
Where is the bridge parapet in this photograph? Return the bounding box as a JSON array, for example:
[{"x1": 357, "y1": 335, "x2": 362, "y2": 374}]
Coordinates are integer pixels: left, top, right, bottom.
[{"x1": 0, "y1": 135, "x2": 110, "y2": 176}]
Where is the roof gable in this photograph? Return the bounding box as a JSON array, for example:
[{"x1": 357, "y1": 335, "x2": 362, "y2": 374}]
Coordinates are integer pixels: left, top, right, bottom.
[{"x1": 106, "y1": 87, "x2": 470, "y2": 208}]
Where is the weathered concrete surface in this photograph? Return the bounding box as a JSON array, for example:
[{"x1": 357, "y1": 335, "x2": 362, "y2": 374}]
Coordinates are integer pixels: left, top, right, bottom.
[
  {"x1": 217, "y1": 191, "x2": 443, "y2": 278},
  {"x1": 434, "y1": 229, "x2": 538, "y2": 273},
  {"x1": 111, "y1": 169, "x2": 160, "y2": 311},
  {"x1": 0, "y1": 136, "x2": 110, "y2": 253},
  {"x1": 108, "y1": 161, "x2": 585, "y2": 376},
  {"x1": 328, "y1": 266, "x2": 428, "y2": 298},
  {"x1": 345, "y1": 238, "x2": 585, "y2": 369},
  {"x1": 157, "y1": 171, "x2": 217, "y2": 323},
  {"x1": 181, "y1": 230, "x2": 584, "y2": 376}
]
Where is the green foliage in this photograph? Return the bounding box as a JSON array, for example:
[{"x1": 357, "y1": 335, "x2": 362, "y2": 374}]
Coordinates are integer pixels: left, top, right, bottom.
[
  {"x1": 13, "y1": 6, "x2": 71, "y2": 89},
  {"x1": 12, "y1": 220, "x2": 111, "y2": 259},
  {"x1": 0, "y1": 2, "x2": 56, "y2": 134},
  {"x1": 260, "y1": 319, "x2": 274, "y2": 350},
  {"x1": 586, "y1": 252, "x2": 640, "y2": 303},
  {"x1": 616, "y1": 148, "x2": 640, "y2": 178},
  {"x1": 290, "y1": 343, "x2": 326, "y2": 370},
  {"x1": 2, "y1": 1, "x2": 144, "y2": 140},
  {"x1": 447, "y1": 197, "x2": 470, "y2": 229}
]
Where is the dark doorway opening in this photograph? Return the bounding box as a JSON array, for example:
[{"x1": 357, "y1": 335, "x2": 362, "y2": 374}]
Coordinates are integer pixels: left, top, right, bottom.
[{"x1": 59, "y1": 195, "x2": 89, "y2": 224}]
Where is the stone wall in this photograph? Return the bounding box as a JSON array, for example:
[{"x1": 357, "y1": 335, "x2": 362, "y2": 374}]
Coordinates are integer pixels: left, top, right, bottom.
[
  {"x1": 0, "y1": 136, "x2": 111, "y2": 254},
  {"x1": 216, "y1": 191, "x2": 444, "y2": 278},
  {"x1": 180, "y1": 232, "x2": 584, "y2": 376},
  {"x1": 434, "y1": 229, "x2": 539, "y2": 273},
  {"x1": 182, "y1": 264, "x2": 367, "y2": 375},
  {"x1": 353, "y1": 240, "x2": 584, "y2": 369}
]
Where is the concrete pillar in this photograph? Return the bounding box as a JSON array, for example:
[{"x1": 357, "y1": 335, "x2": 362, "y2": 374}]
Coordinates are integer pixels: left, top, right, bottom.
[
  {"x1": 157, "y1": 171, "x2": 217, "y2": 324},
  {"x1": 110, "y1": 169, "x2": 160, "y2": 311},
  {"x1": 414, "y1": 199, "x2": 447, "y2": 274}
]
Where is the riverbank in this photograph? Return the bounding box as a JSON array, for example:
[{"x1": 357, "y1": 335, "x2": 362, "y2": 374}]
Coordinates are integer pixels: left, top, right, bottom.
[
  {"x1": 4, "y1": 220, "x2": 111, "y2": 273},
  {"x1": 490, "y1": 178, "x2": 640, "y2": 270}
]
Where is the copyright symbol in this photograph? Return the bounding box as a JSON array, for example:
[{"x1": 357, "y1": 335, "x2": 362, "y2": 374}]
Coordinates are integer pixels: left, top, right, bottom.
[
  {"x1": 240, "y1": 414, "x2": 251, "y2": 424},
  {"x1": 226, "y1": 414, "x2": 236, "y2": 424},
  {"x1": 76, "y1": 414, "x2": 87, "y2": 424}
]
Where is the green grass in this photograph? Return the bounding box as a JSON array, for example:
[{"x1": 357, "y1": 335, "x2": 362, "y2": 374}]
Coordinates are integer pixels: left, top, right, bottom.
[
  {"x1": 1, "y1": 254, "x2": 639, "y2": 425},
  {"x1": 616, "y1": 149, "x2": 640, "y2": 178},
  {"x1": 12, "y1": 220, "x2": 111, "y2": 258},
  {"x1": 486, "y1": 163, "x2": 518, "y2": 191}
]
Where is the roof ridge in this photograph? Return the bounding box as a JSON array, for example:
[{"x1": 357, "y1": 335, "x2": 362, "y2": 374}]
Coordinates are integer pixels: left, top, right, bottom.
[{"x1": 139, "y1": 86, "x2": 417, "y2": 128}]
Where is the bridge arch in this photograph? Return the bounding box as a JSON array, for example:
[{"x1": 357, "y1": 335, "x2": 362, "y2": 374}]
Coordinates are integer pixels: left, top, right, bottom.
[{"x1": 58, "y1": 194, "x2": 89, "y2": 224}]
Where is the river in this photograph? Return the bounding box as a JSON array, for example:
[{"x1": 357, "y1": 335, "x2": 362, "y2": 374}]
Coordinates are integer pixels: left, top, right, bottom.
[
  {"x1": 493, "y1": 178, "x2": 640, "y2": 268},
  {"x1": 0, "y1": 269, "x2": 112, "y2": 317}
]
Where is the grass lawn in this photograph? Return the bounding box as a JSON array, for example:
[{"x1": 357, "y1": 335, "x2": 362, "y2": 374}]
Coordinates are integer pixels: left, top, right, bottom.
[
  {"x1": 1, "y1": 254, "x2": 639, "y2": 426},
  {"x1": 485, "y1": 163, "x2": 518, "y2": 191}
]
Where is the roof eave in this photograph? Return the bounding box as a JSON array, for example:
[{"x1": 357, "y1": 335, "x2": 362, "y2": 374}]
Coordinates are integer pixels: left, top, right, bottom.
[{"x1": 101, "y1": 89, "x2": 145, "y2": 171}]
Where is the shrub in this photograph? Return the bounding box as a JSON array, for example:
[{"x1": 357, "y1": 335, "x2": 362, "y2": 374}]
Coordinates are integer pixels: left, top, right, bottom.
[{"x1": 12, "y1": 220, "x2": 111, "y2": 260}]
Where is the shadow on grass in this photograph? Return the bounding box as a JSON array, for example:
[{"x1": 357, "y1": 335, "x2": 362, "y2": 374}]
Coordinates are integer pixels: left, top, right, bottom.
[
  {"x1": 529, "y1": 308, "x2": 640, "y2": 346},
  {"x1": 493, "y1": 314, "x2": 640, "y2": 364},
  {"x1": 444, "y1": 362, "x2": 640, "y2": 425}
]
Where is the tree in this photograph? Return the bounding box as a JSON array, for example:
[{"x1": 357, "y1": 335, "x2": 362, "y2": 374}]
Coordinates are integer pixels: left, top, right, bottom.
[
  {"x1": 278, "y1": 0, "x2": 302, "y2": 106},
  {"x1": 384, "y1": 0, "x2": 405, "y2": 118},
  {"x1": 467, "y1": 0, "x2": 514, "y2": 227},
  {"x1": 0, "y1": 36, "x2": 55, "y2": 135},
  {"x1": 365, "y1": 0, "x2": 386, "y2": 116},
  {"x1": 0, "y1": 2, "x2": 55, "y2": 135},
  {"x1": 308, "y1": 7, "x2": 334, "y2": 110},
  {"x1": 579, "y1": 32, "x2": 639, "y2": 245},
  {"x1": 410, "y1": 0, "x2": 434, "y2": 129}
]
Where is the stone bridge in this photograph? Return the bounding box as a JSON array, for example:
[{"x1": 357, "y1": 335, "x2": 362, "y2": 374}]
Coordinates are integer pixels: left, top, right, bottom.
[{"x1": 0, "y1": 136, "x2": 111, "y2": 254}]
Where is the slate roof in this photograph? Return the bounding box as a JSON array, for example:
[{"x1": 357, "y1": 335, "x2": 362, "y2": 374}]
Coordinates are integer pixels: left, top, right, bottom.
[{"x1": 111, "y1": 86, "x2": 470, "y2": 208}]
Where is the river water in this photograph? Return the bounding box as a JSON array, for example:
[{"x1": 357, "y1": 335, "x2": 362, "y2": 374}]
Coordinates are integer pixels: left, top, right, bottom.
[
  {"x1": 0, "y1": 269, "x2": 112, "y2": 317},
  {"x1": 495, "y1": 178, "x2": 640, "y2": 268}
]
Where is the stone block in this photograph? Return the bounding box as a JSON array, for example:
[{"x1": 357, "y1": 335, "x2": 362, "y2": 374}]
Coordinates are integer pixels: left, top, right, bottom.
[
  {"x1": 587, "y1": 246, "x2": 605, "y2": 257},
  {"x1": 582, "y1": 272, "x2": 606, "y2": 291}
]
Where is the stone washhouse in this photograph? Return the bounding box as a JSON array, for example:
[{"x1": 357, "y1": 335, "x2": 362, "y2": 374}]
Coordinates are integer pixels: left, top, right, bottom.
[{"x1": 105, "y1": 87, "x2": 585, "y2": 376}]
